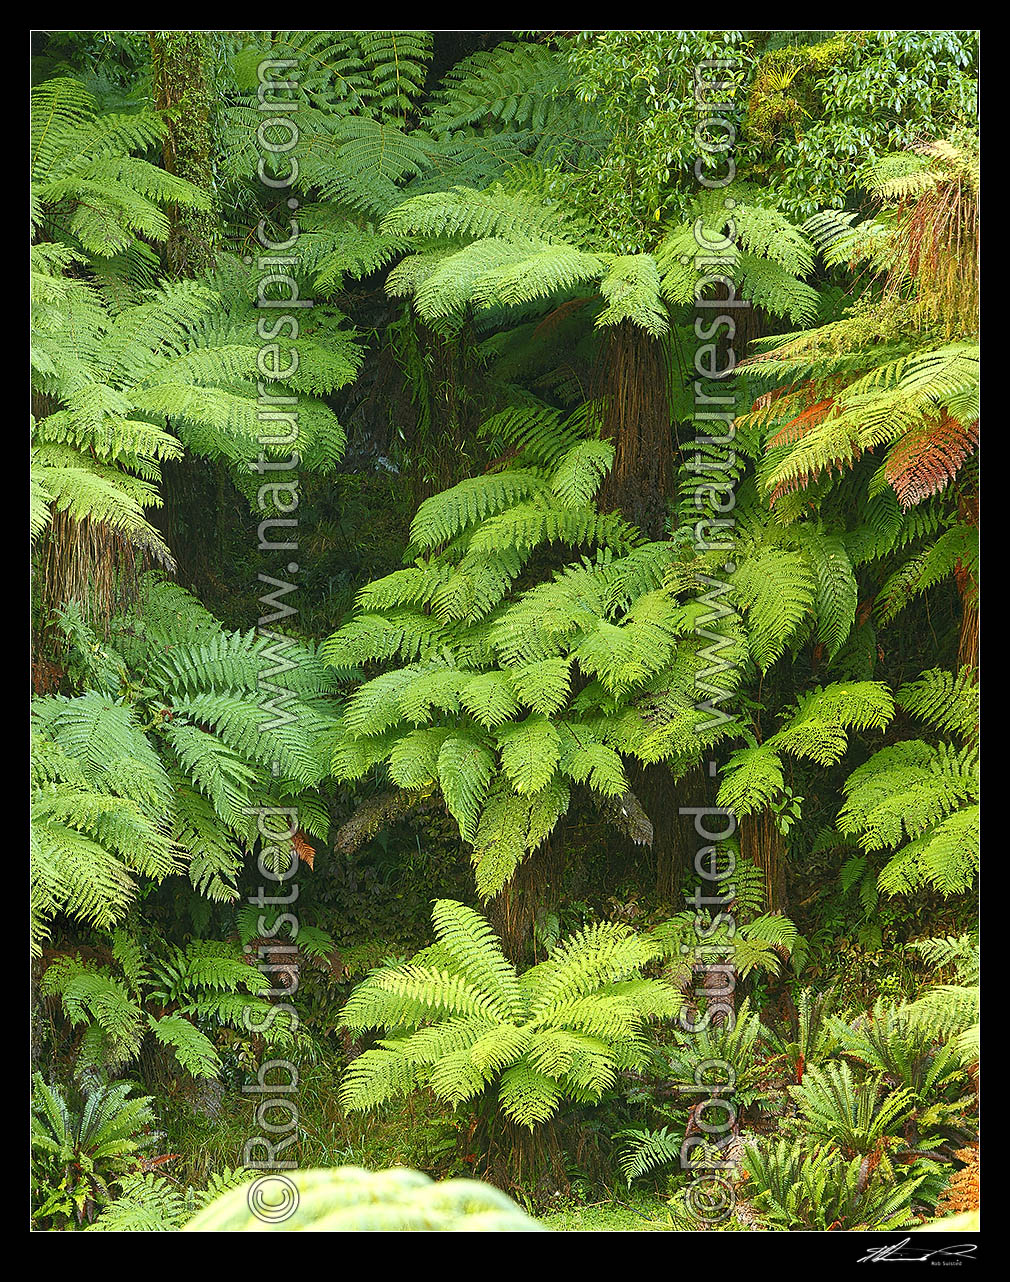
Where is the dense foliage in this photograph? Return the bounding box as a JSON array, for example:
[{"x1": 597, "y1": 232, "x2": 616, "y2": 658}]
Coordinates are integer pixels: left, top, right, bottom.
[{"x1": 30, "y1": 29, "x2": 978, "y2": 1233}]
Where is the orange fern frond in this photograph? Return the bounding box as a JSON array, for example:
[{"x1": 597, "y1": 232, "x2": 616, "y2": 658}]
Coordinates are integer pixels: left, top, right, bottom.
[
  {"x1": 884, "y1": 413, "x2": 979, "y2": 509},
  {"x1": 938, "y1": 1142, "x2": 979, "y2": 1215},
  {"x1": 768, "y1": 396, "x2": 838, "y2": 448}
]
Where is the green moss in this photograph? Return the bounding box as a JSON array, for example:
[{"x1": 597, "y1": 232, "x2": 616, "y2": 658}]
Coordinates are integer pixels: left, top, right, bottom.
[
  {"x1": 541, "y1": 1194, "x2": 677, "y2": 1232},
  {"x1": 746, "y1": 34, "x2": 850, "y2": 147}
]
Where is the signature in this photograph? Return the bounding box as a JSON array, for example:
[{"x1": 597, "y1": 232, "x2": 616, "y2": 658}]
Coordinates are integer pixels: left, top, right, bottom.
[{"x1": 858, "y1": 1238, "x2": 977, "y2": 1264}]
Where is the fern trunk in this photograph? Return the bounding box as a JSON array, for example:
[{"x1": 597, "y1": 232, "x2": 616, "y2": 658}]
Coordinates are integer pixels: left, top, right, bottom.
[
  {"x1": 638, "y1": 762, "x2": 708, "y2": 901},
  {"x1": 36, "y1": 512, "x2": 144, "y2": 641},
  {"x1": 594, "y1": 321, "x2": 673, "y2": 540},
  {"x1": 32, "y1": 386, "x2": 145, "y2": 644},
  {"x1": 956, "y1": 486, "x2": 979, "y2": 670},
  {"x1": 486, "y1": 836, "x2": 560, "y2": 965},
  {"x1": 470, "y1": 1086, "x2": 569, "y2": 1204},
  {"x1": 741, "y1": 808, "x2": 787, "y2": 914},
  {"x1": 149, "y1": 31, "x2": 218, "y2": 277}
]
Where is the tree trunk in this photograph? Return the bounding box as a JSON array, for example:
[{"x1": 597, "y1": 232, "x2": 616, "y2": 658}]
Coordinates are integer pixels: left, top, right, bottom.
[
  {"x1": 641, "y1": 762, "x2": 708, "y2": 902},
  {"x1": 148, "y1": 32, "x2": 223, "y2": 580},
  {"x1": 468, "y1": 1085, "x2": 570, "y2": 1203},
  {"x1": 149, "y1": 31, "x2": 219, "y2": 277},
  {"x1": 956, "y1": 486, "x2": 979, "y2": 671},
  {"x1": 486, "y1": 835, "x2": 561, "y2": 966},
  {"x1": 594, "y1": 321, "x2": 674, "y2": 540},
  {"x1": 740, "y1": 808, "x2": 787, "y2": 914}
]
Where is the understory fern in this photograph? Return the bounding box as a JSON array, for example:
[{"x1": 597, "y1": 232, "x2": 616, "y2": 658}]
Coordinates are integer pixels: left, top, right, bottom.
[
  {"x1": 40, "y1": 930, "x2": 295, "y2": 1080},
  {"x1": 837, "y1": 668, "x2": 978, "y2": 899},
  {"x1": 31, "y1": 580, "x2": 338, "y2": 949},
  {"x1": 338, "y1": 899, "x2": 682, "y2": 1129},
  {"x1": 87, "y1": 1167, "x2": 251, "y2": 1232}
]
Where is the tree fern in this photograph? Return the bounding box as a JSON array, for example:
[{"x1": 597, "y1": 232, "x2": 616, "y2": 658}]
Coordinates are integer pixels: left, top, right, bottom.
[
  {"x1": 339, "y1": 900, "x2": 681, "y2": 1129},
  {"x1": 839, "y1": 733, "x2": 979, "y2": 897},
  {"x1": 905, "y1": 935, "x2": 979, "y2": 1067},
  {"x1": 32, "y1": 580, "x2": 338, "y2": 947},
  {"x1": 326, "y1": 447, "x2": 743, "y2": 893},
  {"x1": 40, "y1": 933, "x2": 285, "y2": 1082},
  {"x1": 31, "y1": 77, "x2": 210, "y2": 259}
]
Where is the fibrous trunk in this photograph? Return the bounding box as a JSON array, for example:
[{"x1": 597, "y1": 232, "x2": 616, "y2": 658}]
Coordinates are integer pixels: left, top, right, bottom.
[
  {"x1": 149, "y1": 31, "x2": 219, "y2": 277},
  {"x1": 486, "y1": 836, "x2": 561, "y2": 966},
  {"x1": 468, "y1": 1086, "x2": 569, "y2": 1204},
  {"x1": 594, "y1": 321, "x2": 674, "y2": 540},
  {"x1": 740, "y1": 808, "x2": 787, "y2": 914}
]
